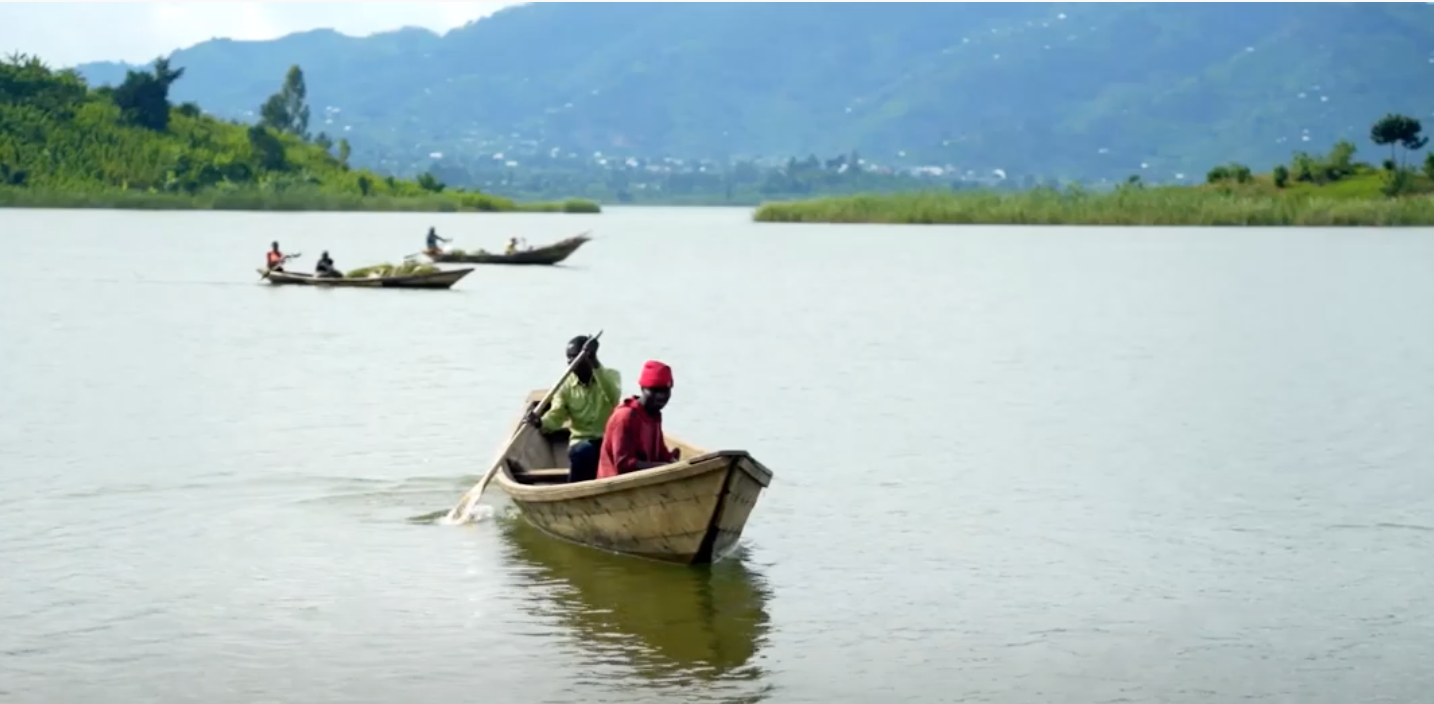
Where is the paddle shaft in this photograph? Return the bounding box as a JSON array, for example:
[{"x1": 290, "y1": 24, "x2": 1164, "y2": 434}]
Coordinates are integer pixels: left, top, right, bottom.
[{"x1": 446, "y1": 329, "x2": 604, "y2": 523}]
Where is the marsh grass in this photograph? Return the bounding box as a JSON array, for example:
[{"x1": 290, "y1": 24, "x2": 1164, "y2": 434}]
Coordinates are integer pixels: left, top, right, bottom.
[{"x1": 753, "y1": 175, "x2": 1434, "y2": 227}]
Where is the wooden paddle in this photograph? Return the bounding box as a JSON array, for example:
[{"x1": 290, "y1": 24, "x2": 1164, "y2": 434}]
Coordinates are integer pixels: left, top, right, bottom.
[{"x1": 444, "y1": 329, "x2": 604, "y2": 524}]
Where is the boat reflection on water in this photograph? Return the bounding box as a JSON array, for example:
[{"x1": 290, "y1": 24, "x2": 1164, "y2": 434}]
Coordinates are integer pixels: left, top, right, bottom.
[{"x1": 499, "y1": 518, "x2": 773, "y2": 688}]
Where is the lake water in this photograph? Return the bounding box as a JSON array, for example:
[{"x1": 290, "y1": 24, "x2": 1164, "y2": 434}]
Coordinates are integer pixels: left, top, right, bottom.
[{"x1": 3, "y1": 206, "x2": 1434, "y2": 703}]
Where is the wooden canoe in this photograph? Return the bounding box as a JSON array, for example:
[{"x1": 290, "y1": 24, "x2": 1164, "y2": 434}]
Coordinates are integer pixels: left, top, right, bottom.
[
  {"x1": 490, "y1": 389, "x2": 774, "y2": 565},
  {"x1": 431, "y1": 233, "x2": 591, "y2": 265},
  {"x1": 257, "y1": 267, "x2": 473, "y2": 289},
  {"x1": 500, "y1": 518, "x2": 771, "y2": 678}
]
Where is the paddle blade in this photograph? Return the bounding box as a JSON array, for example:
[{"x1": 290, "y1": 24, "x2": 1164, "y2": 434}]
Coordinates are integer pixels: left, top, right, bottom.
[{"x1": 438, "y1": 502, "x2": 493, "y2": 525}]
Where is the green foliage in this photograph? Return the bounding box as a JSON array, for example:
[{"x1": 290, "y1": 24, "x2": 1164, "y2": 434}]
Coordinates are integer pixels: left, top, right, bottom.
[
  {"x1": 1291, "y1": 140, "x2": 1359, "y2": 185},
  {"x1": 1272, "y1": 164, "x2": 1289, "y2": 189},
  {"x1": 111, "y1": 58, "x2": 183, "y2": 131},
  {"x1": 416, "y1": 172, "x2": 444, "y2": 193},
  {"x1": 0, "y1": 163, "x2": 27, "y2": 186},
  {"x1": 259, "y1": 65, "x2": 311, "y2": 138},
  {"x1": 346, "y1": 261, "x2": 438, "y2": 278},
  {"x1": 558, "y1": 199, "x2": 601, "y2": 213},
  {"x1": 246, "y1": 125, "x2": 288, "y2": 171},
  {"x1": 1424, "y1": 153, "x2": 1434, "y2": 182},
  {"x1": 1381, "y1": 168, "x2": 1416, "y2": 198},
  {"x1": 0, "y1": 53, "x2": 597, "y2": 213},
  {"x1": 1370, "y1": 113, "x2": 1427, "y2": 168},
  {"x1": 1206, "y1": 162, "x2": 1251, "y2": 185},
  {"x1": 0, "y1": 53, "x2": 88, "y2": 117}
]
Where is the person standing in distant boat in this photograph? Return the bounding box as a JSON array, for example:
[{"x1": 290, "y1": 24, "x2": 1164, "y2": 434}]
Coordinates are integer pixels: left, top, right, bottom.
[
  {"x1": 505, "y1": 236, "x2": 520, "y2": 255},
  {"x1": 425, "y1": 227, "x2": 450, "y2": 256},
  {"x1": 265, "y1": 241, "x2": 287, "y2": 272},
  {"x1": 526, "y1": 335, "x2": 623, "y2": 483},
  {"x1": 596, "y1": 360, "x2": 680, "y2": 479}
]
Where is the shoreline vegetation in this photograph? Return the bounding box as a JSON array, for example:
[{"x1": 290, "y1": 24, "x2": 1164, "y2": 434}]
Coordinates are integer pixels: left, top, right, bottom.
[
  {"x1": 0, "y1": 54, "x2": 599, "y2": 214},
  {"x1": 755, "y1": 117, "x2": 1434, "y2": 227},
  {"x1": 0, "y1": 187, "x2": 601, "y2": 213}
]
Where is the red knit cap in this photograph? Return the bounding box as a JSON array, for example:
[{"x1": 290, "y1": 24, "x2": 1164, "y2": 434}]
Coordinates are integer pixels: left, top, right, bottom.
[{"x1": 638, "y1": 360, "x2": 674, "y2": 388}]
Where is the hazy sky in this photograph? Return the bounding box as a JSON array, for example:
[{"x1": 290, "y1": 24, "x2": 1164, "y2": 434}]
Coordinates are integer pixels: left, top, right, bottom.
[{"x1": 0, "y1": 1, "x2": 519, "y2": 67}]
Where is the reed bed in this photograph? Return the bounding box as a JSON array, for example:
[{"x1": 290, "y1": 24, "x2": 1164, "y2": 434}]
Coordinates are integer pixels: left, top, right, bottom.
[{"x1": 753, "y1": 186, "x2": 1434, "y2": 227}]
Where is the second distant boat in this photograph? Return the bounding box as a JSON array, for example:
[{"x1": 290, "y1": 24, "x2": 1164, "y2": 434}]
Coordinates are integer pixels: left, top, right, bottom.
[{"x1": 428, "y1": 232, "x2": 592, "y2": 266}]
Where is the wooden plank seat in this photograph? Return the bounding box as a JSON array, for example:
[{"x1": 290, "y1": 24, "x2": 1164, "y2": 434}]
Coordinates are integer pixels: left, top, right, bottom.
[{"x1": 506, "y1": 457, "x2": 569, "y2": 484}]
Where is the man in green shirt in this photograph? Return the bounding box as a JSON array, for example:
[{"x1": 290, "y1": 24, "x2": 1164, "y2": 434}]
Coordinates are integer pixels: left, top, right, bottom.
[{"x1": 526, "y1": 335, "x2": 623, "y2": 482}]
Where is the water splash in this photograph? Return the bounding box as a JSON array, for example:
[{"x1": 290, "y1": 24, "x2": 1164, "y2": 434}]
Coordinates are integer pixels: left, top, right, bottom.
[{"x1": 411, "y1": 505, "x2": 496, "y2": 526}]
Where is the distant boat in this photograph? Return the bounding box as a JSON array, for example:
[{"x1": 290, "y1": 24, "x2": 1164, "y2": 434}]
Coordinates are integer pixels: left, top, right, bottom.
[
  {"x1": 430, "y1": 232, "x2": 592, "y2": 266},
  {"x1": 489, "y1": 389, "x2": 774, "y2": 565},
  {"x1": 258, "y1": 267, "x2": 472, "y2": 289}
]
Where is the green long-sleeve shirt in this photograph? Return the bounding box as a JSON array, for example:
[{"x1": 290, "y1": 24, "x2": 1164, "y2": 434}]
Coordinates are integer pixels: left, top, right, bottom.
[{"x1": 540, "y1": 367, "x2": 623, "y2": 442}]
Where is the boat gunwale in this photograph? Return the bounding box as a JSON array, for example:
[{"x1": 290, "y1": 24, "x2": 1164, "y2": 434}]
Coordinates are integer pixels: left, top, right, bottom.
[
  {"x1": 498, "y1": 451, "x2": 772, "y2": 503},
  {"x1": 489, "y1": 390, "x2": 773, "y2": 503}
]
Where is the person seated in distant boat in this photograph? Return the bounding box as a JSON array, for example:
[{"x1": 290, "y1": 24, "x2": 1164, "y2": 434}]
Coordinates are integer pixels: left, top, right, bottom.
[
  {"x1": 596, "y1": 360, "x2": 681, "y2": 479},
  {"x1": 314, "y1": 251, "x2": 341, "y2": 278},
  {"x1": 525, "y1": 335, "x2": 623, "y2": 483},
  {"x1": 265, "y1": 241, "x2": 287, "y2": 272},
  {"x1": 505, "y1": 237, "x2": 520, "y2": 255},
  {"x1": 425, "y1": 227, "x2": 450, "y2": 256}
]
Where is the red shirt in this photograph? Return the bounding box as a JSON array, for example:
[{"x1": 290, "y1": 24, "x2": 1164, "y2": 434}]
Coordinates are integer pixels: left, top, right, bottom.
[{"x1": 597, "y1": 397, "x2": 676, "y2": 479}]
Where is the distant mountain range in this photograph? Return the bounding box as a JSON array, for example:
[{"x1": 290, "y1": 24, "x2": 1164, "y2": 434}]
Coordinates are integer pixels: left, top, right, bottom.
[{"x1": 75, "y1": 2, "x2": 1434, "y2": 184}]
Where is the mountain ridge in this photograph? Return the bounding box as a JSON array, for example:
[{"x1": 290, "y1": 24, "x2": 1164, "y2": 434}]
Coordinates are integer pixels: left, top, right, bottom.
[{"x1": 73, "y1": 2, "x2": 1434, "y2": 184}]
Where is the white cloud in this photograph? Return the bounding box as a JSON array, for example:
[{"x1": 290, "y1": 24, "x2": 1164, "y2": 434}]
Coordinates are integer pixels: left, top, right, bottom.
[{"x1": 0, "y1": 2, "x2": 519, "y2": 67}]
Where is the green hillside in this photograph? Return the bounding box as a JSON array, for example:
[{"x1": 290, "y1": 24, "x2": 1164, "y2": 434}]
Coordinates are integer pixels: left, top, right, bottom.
[
  {"x1": 0, "y1": 54, "x2": 597, "y2": 212},
  {"x1": 73, "y1": 3, "x2": 1434, "y2": 188}
]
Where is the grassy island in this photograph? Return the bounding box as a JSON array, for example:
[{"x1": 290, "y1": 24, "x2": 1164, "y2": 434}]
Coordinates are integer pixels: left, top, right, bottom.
[
  {"x1": 0, "y1": 54, "x2": 599, "y2": 214},
  {"x1": 755, "y1": 124, "x2": 1434, "y2": 227}
]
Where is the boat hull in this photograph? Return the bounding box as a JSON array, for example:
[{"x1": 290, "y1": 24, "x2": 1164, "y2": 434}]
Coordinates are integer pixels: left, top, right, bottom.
[
  {"x1": 433, "y1": 233, "x2": 590, "y2": 266},
  {"x1": 491, "y1": 390, "x2": 773, "y2": 565},
  {"x1": 258, "y1": 268, "x2": 472, "y2": 289}
]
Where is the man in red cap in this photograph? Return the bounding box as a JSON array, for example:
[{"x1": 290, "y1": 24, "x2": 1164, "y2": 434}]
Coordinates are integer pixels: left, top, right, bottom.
[{"x1": 596, "y1": 360, "x2": 681, "y2": 479}]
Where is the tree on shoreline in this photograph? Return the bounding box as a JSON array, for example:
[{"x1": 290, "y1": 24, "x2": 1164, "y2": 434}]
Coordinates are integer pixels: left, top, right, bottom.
[
  {"x1": 111, "y1": 57, "x2": 183, "y2": 131},
  {"x1": 259, "y1": 65, "x2": 311, "y2": 140},
  {"x1": 1370, "y1": 113, "x2": 1426, "y2": 170}
]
